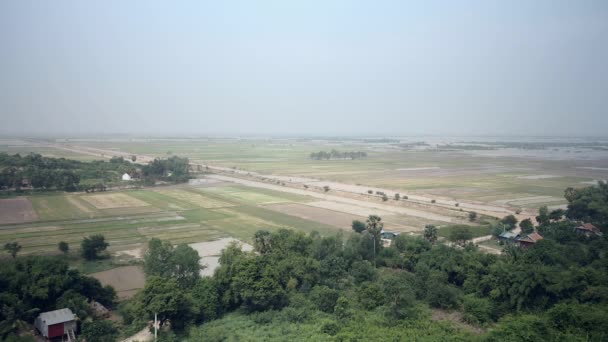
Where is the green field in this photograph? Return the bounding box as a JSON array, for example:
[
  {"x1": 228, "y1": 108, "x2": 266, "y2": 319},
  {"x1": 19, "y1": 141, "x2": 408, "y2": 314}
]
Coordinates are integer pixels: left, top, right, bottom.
[
  {"x1": 2, "y1": 137, "x2": 605, "y2": 210},
  {"x1": 0, "y1": 184, "x2": 342, "y2": 258},
  {"x1": 23, "y1": 137, "x2": 604, "y2": 209}
]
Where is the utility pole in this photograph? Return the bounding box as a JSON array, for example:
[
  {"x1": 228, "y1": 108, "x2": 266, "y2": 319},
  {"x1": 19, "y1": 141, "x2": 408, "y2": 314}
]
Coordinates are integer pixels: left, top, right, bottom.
[{"x1": 154, "y1": 313, "x2": 158, "y2": 341}]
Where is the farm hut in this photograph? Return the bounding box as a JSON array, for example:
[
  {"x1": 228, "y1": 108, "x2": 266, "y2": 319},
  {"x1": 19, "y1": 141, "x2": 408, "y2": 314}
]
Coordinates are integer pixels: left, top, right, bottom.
[
  {"x1": 380, "y1": 231, "x2": 400, "y2": 240},
  {"x1": 498, "y1": 231, "x2": 518, "y2": 243},
  {"x1": 574, "y1": 223, "x2": 603, "y2": 237},
  {"x1": 34, "y1": 308, "x2": 77, "y2": 340},
  {"x1": 516, "y1": 232, "x2": 543, "y2": 248},
  {"x1": 90, "y1": 300, "x2": 110, "y2": 318},
  {"x1": 121, "y1": 173, "x2": 132, "y2": 181}
]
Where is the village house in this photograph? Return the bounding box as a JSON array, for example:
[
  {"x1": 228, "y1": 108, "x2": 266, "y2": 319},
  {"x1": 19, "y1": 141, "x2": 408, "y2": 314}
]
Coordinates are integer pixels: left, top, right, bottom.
[
  {"x1": 498, "y1": 231, "x2": 518, "y2": 244},
  {"x1": 574, "y1": 223, "x2": 603, "y2": 237},
  {"x1": 516, "y1": 232, "x2": 544, "y2": 248},
  {"x1": 121, "y1": 172, "x2": 132, "y2": 181},
  {"x1": 34, "y1": 308, "x2": 77, "y2": 341}
]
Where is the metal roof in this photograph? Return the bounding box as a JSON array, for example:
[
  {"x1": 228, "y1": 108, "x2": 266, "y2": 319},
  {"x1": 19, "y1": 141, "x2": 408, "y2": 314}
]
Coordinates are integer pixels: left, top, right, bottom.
[{"x1": 38, "y1": 308, "x2": 76, "y2": 325}]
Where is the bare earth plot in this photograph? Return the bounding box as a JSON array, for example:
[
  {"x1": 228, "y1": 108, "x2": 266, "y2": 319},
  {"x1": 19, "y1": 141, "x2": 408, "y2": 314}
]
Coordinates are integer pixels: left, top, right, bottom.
[
  {"x1": 264, "y1": 203, "x2": 365, "y2": 230},
  {"x1": 0, "y1": 197, "x2": 38, "y2": 224},
  {"x1": 90, "y1": 265, "x2": 146, "y2": 299},
  {"x1": 189, "y1": 237, "x2": 254, "y2": 276},
  {"x1": 158, "y1": 189, "x2": 234, "y2": 209},
  {"x1": 82, "y1": 193, "x2": 149, "y2": 209}
]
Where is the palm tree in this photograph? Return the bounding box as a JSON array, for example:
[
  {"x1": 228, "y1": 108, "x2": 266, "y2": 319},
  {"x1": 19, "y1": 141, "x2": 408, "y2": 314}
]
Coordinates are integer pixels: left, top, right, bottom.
[
  {"x1": 366, "y1": 215, "x2": 384, "y2": 266},
  {"x1": 423, "y1": 225, "x2": 438, "y2": 244}
]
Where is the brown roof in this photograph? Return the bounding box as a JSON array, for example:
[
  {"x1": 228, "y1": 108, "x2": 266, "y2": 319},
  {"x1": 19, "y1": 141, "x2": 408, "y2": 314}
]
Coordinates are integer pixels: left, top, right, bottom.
[
  {"x1": 577, "y1": 223, "x2": 600, "y2": 232},
  {"x1": 517, "y1": 232, "x2": 543, "y2": 244}
]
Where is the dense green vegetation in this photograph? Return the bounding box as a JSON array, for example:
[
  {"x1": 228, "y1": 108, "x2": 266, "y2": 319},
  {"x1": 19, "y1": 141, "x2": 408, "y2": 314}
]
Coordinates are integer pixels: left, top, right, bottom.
[
  {"x1": 0, "y1": 153, "x2": 190, "y2": 192},
  {"x1": 127, "y1": 183, "x2": 607, "y2": 341},
  {"x1": 0, "y1": 257, "x2": 117, "y2": 339}
]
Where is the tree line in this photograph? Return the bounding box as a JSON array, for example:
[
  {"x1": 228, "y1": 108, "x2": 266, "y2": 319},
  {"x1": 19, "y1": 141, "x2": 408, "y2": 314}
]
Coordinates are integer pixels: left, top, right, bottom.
[
  {"x1": 309, "y1": 150, "x2": 367, "y2": 160},
  {"x1": 0, "y1": 153, "x2": 190, "y2": 192}
]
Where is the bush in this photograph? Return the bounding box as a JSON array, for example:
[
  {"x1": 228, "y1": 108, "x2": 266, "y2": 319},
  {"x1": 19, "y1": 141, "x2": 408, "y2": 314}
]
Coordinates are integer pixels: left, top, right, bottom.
[
  {"x1": 321, "y1": 321, "x2": 340, "y2": 336},
  {"x1": 431, "y1": 199, "x2": 436, "y2": 203},
  {"x1": 426, "y1": 284, "x2": 460, "y2": 310},
  {"x1": 382, "y1": 194, "x2": 389, "y2": 202},
  {"x1": 462, "y1": 295, "x2": 493, "y2": 325},
  {"x1": 310, "y1": 286, "x2": 340, "y2": 313},
  {"x1": 357, "y1": 282, "x2": 385, "y2": 310}
]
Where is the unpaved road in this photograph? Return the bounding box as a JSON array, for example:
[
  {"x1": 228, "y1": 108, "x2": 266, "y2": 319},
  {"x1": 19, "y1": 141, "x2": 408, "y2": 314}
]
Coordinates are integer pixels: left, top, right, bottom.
[{"x1": 207, "y1": 175, "x2": 456, "y2": 222}]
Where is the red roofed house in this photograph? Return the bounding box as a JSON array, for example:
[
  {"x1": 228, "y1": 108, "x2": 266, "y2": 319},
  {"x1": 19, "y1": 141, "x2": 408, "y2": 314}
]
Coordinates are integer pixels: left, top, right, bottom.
[
  {"x1": 574, "y1": 223, "x2": 603, "y2": 237},
  {"x1": 34, "y1": 308, "x2": 77, "y2": 341},
  {"x1": 517, "y1": 232, "x2": 543, "y2": 248}
]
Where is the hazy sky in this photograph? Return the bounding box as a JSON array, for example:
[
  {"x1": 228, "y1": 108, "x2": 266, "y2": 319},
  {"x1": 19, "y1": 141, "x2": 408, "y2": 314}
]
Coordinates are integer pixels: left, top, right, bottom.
[{"x1": 1, "y1": 1, "x2": 607, "y2": 136}]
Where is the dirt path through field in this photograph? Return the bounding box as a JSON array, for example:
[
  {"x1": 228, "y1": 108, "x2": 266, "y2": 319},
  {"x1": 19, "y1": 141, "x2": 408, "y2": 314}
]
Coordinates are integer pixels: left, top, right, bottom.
[{"x1": 207, "y1": 175, "x2": 456, "y2": 222}]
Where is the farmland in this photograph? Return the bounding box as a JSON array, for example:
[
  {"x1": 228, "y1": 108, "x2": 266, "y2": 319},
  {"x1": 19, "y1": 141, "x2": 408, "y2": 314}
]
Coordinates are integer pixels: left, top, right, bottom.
[
  {"x1": 2, "y1": 136, "x2": 607, "y2": 261},
  {"x1": 6, "y1": 137, "x2": 606, "y2": 211},
  {"x1": 3, "y1": 181, "x2": 423, "y2": 261}
]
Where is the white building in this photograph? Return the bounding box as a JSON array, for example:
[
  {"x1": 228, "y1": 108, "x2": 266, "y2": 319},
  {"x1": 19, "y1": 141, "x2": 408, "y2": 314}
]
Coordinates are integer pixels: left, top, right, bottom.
[{"x1": 122, "y1": 173, "x2": 132, "y2": 181}]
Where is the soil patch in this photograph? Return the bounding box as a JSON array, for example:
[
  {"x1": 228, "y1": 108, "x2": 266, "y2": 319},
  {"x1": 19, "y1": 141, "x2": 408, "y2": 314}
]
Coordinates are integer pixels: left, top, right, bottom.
[
  {"x1": 264, "y1": 203, "x2": 365, "y2": 229},
  {"x1": 189, "y1": 238, "x2": 253, "y2": 276},
  {"x1": 82, "y1": 193, "x2": 149, "y2": 209},
  {"x1": 90, "y1": 265, "x2": 145, "y2": 299},
  {"x1": 0, "y1": 197, "x2": 38, "y2": 224}
]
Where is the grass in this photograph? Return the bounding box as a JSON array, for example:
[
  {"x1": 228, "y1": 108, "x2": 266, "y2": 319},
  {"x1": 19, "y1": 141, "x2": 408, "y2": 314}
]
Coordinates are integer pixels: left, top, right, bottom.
[
  {"x1": 0, "y1": 185, "x2": 341, "y2": 255},
  {"x1": 437, "y1": 224, "x2": 493, "y2": 239},
  {"x1": 30, "y1": 195, "x2": 89, "y2": 220}
]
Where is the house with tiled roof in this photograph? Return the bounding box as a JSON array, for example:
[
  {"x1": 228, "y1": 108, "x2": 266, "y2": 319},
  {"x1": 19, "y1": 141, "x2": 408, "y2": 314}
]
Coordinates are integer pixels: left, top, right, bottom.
[
  {"x1": 516, "y1": 232, "x2": 543, "y2": 248},
  {"x1": 574, "y1": 223, "x2": 603, "y2": 237}
]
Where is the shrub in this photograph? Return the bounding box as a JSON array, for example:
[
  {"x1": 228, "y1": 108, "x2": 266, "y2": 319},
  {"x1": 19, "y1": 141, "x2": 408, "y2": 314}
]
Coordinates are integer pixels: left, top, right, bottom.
[
  {"x1": 321, "y1": 321, "x2": 340, "y2": 336},
  {"x1": 310, "y1": 286, "x2": 340, "y2": 313},
  {"x1": 462, "y1": 295, "x2": 493, "y2": 325},
  {"x1": 431, "y1": 199, "x2": 436, "y2": 203}
]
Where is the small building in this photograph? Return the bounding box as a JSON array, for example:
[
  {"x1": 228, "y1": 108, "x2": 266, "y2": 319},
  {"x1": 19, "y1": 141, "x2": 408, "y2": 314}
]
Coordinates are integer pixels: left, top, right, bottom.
[
  {"x1": 380, "y1": 231, "x2": 400, "y2": 240},
  {"x1": 90, "y1": 300, "x2": 110, "y2": 318},
  {"x1": 498, "y1": 231, "x2": 518, "y2": 243},
  {"x1": 34, "y1": 308, "x2": 77, "y2": 340},
  {"x1": 121, "y1": 173, "x2": 132, "y2": 181},
  {"x1": 574, "y1": 223, "x2": 603, "y2": 237},
  {"x1": 517, "y1": 232, "x2": 543, "y2": 248}
]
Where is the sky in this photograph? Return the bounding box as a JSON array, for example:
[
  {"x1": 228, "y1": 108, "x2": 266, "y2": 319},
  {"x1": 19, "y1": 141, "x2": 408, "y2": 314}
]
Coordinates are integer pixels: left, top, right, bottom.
[{"x1": 0, "y1": 1, "x2": 607, "y2": 137}]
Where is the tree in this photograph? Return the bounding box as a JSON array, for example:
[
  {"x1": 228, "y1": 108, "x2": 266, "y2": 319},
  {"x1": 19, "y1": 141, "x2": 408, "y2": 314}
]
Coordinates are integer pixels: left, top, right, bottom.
[
  {"x1": 58, "y1": 241, "x2": 69, "y2": 255},
  {"x1": 431, "y1": 199, "x2": 436, "y2": 203},
  {"x1": 536, "y1": 206, "x2": 550, "y2": 226},
  {"x1": 394, "y1": 193, "x2": 400, "y2": 200},
  {"x1": 519, "y1": 218, "x2": 534, "y2": 234},
  {"x1": 382, "y1": 194, "x2": 389, "y2": 202},
  {"x1": 310, "y1": 286, "x2": 340, "y2": 313},
  {"x1": 501, "y1": 215, "x2": 518, "y2": 229},
  {"x1": 81, "y1": 235, "x2": 109, "y2": 260},
  {"x1": 3, "y1": 242, "x2": 21, "y2": 258},
  {"x1": 191, "y1": 278, "x2": 219, "y2": 322},
  {"x1": 367, "y1": 190, "x2": 373, "y2": 194},
  {"x1": 131, "y1": 155, "x2": 137, "y2": 162},
  {"x1": 323, "y1": 185, "x2": 330, "y2": 192},
  {"x1": 549, "y1": 209, "x2": 565, "y2": 222},
  {"x1": 448, "y1": 226, "x2": 473, "y2": 246},
  {"x1": 351, "y1": 220, "x2": 366, "y2": 234},
  {"x1": 143, "y1": 239, "x2": 201, "y2": 288},
  {"x1": 423, "y1": 225, "x2": 438, "y2": 244},
  {"x1": 366, "y1": 215, "x2": 383, "y2": 264},
  {"x1": 253, "y1": 230, "x2": 273, "y2": 254},
  {"x1": 468, "y1": 211, "x2": 477, "y2": 222},
  {"x1": 132, "y1": 276, "x2": 194, "y2": 330}
]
